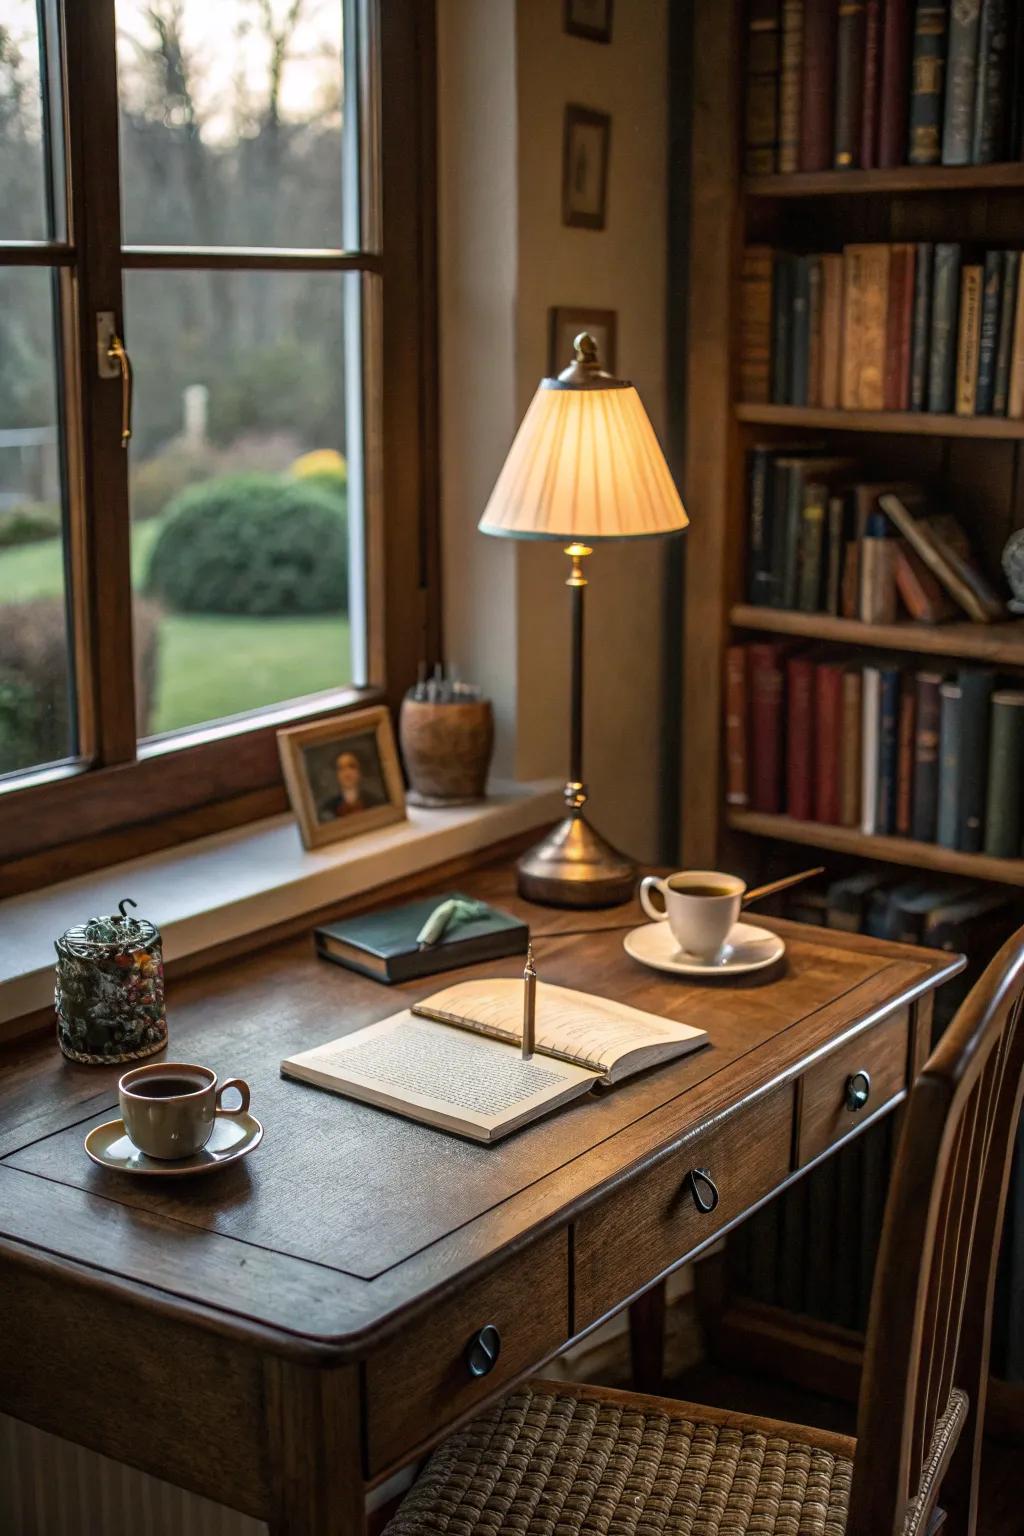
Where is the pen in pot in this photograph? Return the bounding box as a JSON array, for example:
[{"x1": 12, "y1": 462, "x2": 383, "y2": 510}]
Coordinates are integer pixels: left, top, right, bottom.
[{"x1": 521, "y1": 942, "x2": 536, "y2": 1061}]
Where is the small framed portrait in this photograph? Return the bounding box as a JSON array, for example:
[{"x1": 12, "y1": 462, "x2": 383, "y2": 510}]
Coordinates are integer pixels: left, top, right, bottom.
[
  {"x1": 562, "y1": 105, "x2": 611, "y2": 230},
  {"x1": 549, "y1": 306, "x2": 618, "y2": 376},
  {"x1": 277, "y1": 706, "x2": 406, "y2": 850},
  {"x1": 564, "y1": 0, "x2": 613, "y2": 43}
]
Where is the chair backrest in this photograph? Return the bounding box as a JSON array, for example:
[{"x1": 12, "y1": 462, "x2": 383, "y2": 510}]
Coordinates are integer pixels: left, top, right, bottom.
[{"x1": 848, "y1": 924, "x2": 1024, "y2": 1536}]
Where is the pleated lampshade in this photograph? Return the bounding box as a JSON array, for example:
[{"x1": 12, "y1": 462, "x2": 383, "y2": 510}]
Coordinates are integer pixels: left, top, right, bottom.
[{"x1": 478, "y1": 336, "x2": 688, "y2": 542}]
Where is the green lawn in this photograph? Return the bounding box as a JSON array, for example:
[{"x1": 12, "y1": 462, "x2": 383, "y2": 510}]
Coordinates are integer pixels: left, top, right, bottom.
[{"x1": 0, "y1": 520, "x2": 351, "y2": 736}]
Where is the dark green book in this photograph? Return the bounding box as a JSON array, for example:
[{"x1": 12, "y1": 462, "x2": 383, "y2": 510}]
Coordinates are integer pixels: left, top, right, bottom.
[
  {"x1": 773, "y1": 457, "x2": 854, "y2": 610},
  {"x1": 992, "y1": 250, "x2": 1020, "y2": 415},
  {"x1": 772, "y1": 254, "x2": 796, "y2": 403},
  {"x1": 789, "y1": 256, "x2": 811, "y2": 406},
  {"x1": 984, "y1": 689, "x2": 1024, "y2": 857},
  {"x1": 937, "y1": 681, "x2": 963, "y2": 849},
  {"x1": 972, "y1": 0, "x2": 1011, "y2": 164},
  {"x1": 908, "y1": 1, "x2": 949, "y2": 165},
  {"x1": 928, "y1": 244, "x2": 963, "y2": 412},
  {"x1": 942, "y1": 0, "x2": 982, "y2": 166},
  {"x1": 824, "y1": 493, "x2": 847, "y2": 615},
  {"x1": 796, "y1": 480, "x2": 828, "y2": 611},
  {"x1": 976, "y1": 250, "x2": 1003, "y2": 414},
  {"x1": 315, "y1": 892, "x2": 528, "y2": 984},
  {"x1": 956, "y1": 667, "x2": 995, "y2": 852},
  {"x1": 747, "y1": 445, "x2": 776, "y2": 604},
  {"x1": 910, "y1": 241, "x2": 934, "y2": 411}
]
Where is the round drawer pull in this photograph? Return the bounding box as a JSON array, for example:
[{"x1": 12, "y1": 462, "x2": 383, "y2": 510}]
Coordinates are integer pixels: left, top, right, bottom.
[
  {"x1": 685, "y1": 1167, "x2": 720, "y2": 1214},
  {"x1": 845, "y1": 1070, "x2": 872, "y2": 1113},
  {"x1": 465, "y1": 1323, "x2": 502, "y2": 1378}
]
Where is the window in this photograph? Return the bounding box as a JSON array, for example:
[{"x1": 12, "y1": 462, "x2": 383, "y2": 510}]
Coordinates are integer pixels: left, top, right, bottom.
[{"x1": 0, "y1": 0, "x2": 438, "y2": 890}]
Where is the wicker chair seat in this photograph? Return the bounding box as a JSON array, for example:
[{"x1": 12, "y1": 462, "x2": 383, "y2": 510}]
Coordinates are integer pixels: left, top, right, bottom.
[{"x1": 385, "y1": 1385, "x2": 855, "y2": 1536}]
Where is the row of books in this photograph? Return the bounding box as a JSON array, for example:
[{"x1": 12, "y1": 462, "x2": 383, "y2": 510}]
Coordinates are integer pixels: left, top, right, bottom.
[
  {"x1": 745, "y1": 455, "x2": 1005, "y2": 622},
  {"x1": 725, "y1": 644, "x2": 1024, "y2": 857},
  {"x1": 744, "y1": 0, "x2": 1024, "y2": 176},
  {"x1": 783, "y1": 865, "x2": 1021, "y2": 953},
  {"x1": 740, "y1": 241, "x2": 1024, "y2": 416}
]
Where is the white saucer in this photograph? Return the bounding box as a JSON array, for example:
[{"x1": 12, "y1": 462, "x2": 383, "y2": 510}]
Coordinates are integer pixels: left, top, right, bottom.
[
  {"x1": 623, "y1": 920, "x2": 786, "y2": 977},
  {"x1": 84, "y1": 1110, "x2": 263, "y2": 1177}
]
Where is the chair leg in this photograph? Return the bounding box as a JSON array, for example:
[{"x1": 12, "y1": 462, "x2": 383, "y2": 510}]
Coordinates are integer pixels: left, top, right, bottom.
[{"x1": 628, "y1": 1280, "x2": 667, "y2": 1395}]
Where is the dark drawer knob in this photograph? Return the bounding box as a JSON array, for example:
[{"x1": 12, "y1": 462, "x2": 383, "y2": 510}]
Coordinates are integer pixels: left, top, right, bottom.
[
  {"x1": 845, "y1": 1070, "x2": 872, "y2": 1113},
  {"x1": 685, "y1": 1167, "x2": 720, "y2": 1214},
  {"x1": 465, "y1": 1323, "x2": 502, "y2": 1378}
]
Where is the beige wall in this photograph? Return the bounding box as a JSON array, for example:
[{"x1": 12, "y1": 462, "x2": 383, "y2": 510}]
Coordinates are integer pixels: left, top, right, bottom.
[{"x1": 437, "y1": 0, "x2": 672, "y2": 862}]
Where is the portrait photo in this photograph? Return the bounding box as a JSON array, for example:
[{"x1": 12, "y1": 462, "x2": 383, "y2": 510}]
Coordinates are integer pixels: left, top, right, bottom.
[
  {"x1": 562, "y1": 105, "x2": 611, "y2": 229},
  {"x1": 277, "y1": 706, "x2": 405, "y2": 850},
  {"x1": 548, "y1": 306, "x2": 618, "y2": 376},
  {"x1": 564, "y1": 0, "x2": 613, "y2": 44}
]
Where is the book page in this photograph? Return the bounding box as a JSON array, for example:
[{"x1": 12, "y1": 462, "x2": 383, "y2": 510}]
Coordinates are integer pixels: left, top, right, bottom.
[
  {"x1": 412, "y1": 979, "x2": 706, "y2": 1079},
  {"x1": 283, "y1": 1012, "x2": 599, "y2": 1140}
]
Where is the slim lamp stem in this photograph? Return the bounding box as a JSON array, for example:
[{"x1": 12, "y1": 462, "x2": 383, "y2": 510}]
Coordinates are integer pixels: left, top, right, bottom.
[
  {"x1": 570, "y1": 578, "x2": 584, "y2": 789},
  {"x1": 565, "y1": 543, "x2": 591, "y2": 809}
]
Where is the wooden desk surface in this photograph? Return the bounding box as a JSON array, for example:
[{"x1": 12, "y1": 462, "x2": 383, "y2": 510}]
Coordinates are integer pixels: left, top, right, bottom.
[{"x1": 0, "y1": 860, "x2": 962, "y2": 1363}]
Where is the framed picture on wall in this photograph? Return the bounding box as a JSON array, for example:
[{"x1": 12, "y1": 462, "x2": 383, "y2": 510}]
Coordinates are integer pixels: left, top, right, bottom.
[
  {"x1": 548, "y1": 306, "x2": 618, "y2": 375},
  {"x1": 562, "y1": 105, "x2": 611, "y2": 230},
  {"x1": 564, "y1": 0, "x2": 613, "y2": 44},
  {"x1": 277, "y1": 706, "x2": 406, "y2": 850}
]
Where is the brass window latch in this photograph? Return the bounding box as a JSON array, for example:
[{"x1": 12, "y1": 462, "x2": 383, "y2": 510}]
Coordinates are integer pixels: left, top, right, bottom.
[{"x1": 96, "y1": 311, "x2": 133, "y2": 447}]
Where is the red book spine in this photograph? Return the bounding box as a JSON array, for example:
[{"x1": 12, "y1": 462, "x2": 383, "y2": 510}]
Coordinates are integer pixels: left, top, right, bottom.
[
  {"x1": 799, "y1": 0, "x2": 839, "y2": 172},
  {"x1": 724, "y1": 645, "x2": 749, "y2": 807},
  {"x1": 884, "y1": 244, "x2": 915, "y2": 410},
  {"x1": 786, "y1": 654, "x2": 816, "y2": 819},
  {"x1": 878, "y1": 0, "x2": 912, "y2": 167},
  {"x1": 814, "y1": 663, "x2": 844, "y2": 823},
  {"x1": 860, "y1": 0, "x2": 883, "y2": 169},
  {"x1": 896, "y1": 678, "x2": 916, "y2": 835},
  {"x1": 750, "y1": 643, "x2": 787, "y2": 813}
]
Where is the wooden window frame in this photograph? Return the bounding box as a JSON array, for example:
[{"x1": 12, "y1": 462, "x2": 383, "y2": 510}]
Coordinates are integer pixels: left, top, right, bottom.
[{"x1": 0, "y1": 0, "x2": 440, "y2": 897}]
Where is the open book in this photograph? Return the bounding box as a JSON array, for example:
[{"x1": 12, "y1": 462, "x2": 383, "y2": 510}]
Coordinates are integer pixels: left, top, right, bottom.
[{"x1": 281, "y1": 979, "x2": 708, "y2": 1143}]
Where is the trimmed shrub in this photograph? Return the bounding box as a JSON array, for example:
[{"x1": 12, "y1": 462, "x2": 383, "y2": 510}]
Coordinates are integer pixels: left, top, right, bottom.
[
  {"x1": 144, "y1": 473, "x2": 348, "y2": 617},
  {"x1": 130, "y1": 445, "x2": 219, "y2": 523},
  {"x1": 0, "y1": 502, "x2": 62, "y2": 548},
  {"x1": 0, "y1": 596, "x2": 159, "y2": 774}
]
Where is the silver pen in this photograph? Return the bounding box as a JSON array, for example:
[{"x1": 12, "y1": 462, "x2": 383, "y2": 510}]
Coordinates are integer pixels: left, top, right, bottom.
[{"x1": 521, "y1": 943, "x2": 537, "y2": 1060}]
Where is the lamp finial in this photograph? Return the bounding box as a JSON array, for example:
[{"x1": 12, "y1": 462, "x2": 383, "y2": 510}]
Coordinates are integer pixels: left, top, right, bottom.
[{"x1": 573, "y1": 331, "x2": 599, "y2": 366}]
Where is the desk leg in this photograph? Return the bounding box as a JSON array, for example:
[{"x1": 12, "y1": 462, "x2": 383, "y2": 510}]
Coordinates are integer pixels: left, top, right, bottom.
[
  {"x1": 628, "y1": 1281, "x2": 667, "y2": 1395},
  {"x1": 263, "y1": 1358, "x2": 365, "y2": 1536}
]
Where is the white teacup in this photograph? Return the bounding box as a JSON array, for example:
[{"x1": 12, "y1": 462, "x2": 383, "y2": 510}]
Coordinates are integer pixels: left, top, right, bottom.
[{"x1": 639, "y1": 870, "x2": 747, "y2": 962}]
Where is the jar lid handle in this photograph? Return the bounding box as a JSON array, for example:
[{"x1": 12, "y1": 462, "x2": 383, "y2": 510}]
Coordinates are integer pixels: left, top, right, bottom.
[{"x1": 117, "y1": 897, "x2": 137, "y2": 919}]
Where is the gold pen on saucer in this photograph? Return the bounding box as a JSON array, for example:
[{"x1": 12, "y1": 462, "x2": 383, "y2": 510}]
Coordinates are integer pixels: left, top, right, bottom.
[{"x1": 521, "y1": 943, "x2": 536, "y2": 1060}]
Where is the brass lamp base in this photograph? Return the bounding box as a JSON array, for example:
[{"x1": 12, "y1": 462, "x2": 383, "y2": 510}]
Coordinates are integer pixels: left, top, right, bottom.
[{"x1": 517, "y1": 811, "x2": 636, "y2": 908}]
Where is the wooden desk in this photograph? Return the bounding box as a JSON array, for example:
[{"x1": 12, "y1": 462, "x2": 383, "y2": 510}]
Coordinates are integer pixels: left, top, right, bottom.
[{"x1": 0, "y1": 860, "x2": 963, "y2": 1534}]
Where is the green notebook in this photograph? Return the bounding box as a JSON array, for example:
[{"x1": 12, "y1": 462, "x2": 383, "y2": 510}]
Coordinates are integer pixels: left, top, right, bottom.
[{"x1": 314, "y1": 891, "x2": 528, "y2": 984}]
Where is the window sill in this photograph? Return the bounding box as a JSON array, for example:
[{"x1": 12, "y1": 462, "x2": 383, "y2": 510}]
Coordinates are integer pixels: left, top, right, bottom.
[{"x1": 0, "y1": 780, "x2": 563, "y2": 1033}]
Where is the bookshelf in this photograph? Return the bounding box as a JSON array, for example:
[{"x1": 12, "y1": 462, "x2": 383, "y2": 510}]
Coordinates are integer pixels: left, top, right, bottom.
[
  {"x1": 745, "y1": 162, "x2": 1024, "y2": 199},
  {"x1": 735, "y1": 404, "x2": 1024, "y2": 439},
  {"x1": 730, "y1": 608, "x2": 1024, "y2": 666},
  {"x1": 727, "y1": 810, "x2": 1024, "y2": 889},
  {"x1": 681, "y1": 0, "x2": 1024, "y2": 888}
]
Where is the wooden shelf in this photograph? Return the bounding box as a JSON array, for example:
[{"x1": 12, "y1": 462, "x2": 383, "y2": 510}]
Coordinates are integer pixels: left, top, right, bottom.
[
  {"x1": 727, "y1": 809, "x2": 1024, "y2": 886},
  {"x1": 735, "y1": 403, "x2": 1024, "y2": 439},
  {"x1": 730, "y1": 607, "x2": 1024, "y2": 665},
  {"x1": 743, "y1": 162, "x2": 1024, "y2": 199}
]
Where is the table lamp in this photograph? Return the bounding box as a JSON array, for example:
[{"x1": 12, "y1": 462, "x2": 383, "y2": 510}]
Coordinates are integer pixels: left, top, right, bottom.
[{"x1": 479, "y1": 333, "x2": 688, "y2": 906}]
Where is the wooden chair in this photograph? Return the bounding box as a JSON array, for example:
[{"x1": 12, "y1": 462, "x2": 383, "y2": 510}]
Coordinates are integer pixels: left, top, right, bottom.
[{"x1": 385, "y1": 925, "x2": 1024, "y2": 1536}]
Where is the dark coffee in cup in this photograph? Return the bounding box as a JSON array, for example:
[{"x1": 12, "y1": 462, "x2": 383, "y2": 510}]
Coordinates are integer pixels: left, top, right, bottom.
[{"x1": 130, "y1": 1073, "x2": 208, "y2": 1099}]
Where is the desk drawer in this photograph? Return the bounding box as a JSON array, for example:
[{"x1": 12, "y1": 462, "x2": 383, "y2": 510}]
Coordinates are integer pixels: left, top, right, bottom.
[
  {"x1": 796, "y1": 1005, "x2": 910, "y2": 1167},
  {"x1": 574, "y1": 1087, "x2": 792, "y2": 1331},
  {"x1": 366, "y1": 1227, "x2": 568, "y2": 1476}
]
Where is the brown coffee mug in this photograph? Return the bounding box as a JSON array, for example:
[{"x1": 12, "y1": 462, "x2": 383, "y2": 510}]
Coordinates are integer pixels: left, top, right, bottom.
[{"x1": 118, "y1": 1061, "x2": 250, "y2": 1160}]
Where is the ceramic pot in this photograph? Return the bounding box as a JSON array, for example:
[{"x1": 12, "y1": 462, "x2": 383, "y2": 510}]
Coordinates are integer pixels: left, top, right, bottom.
[{"x1": 399, "y1": 697, "x2": 494, "y2": 806}]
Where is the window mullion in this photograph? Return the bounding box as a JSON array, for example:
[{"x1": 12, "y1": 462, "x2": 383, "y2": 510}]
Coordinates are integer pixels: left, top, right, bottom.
[{"x1": 61, "y1": 0, "x2": 137, "y2": 768}]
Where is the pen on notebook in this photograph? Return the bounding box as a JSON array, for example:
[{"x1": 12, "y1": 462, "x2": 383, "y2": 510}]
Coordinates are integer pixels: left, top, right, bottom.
[{"x1": 521, "y1": 943, "x2": 536, "y2": 1060}]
